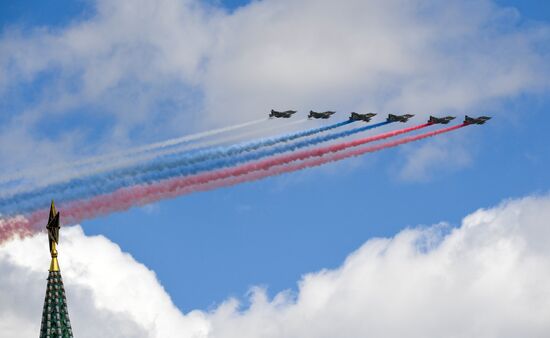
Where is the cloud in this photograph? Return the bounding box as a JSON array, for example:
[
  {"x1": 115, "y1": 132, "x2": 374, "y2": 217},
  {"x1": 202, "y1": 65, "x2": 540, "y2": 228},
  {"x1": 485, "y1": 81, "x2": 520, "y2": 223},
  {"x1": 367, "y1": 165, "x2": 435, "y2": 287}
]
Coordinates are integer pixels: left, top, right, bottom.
[
  {"x1": 202, "y1": 0, "x2": 549, "y2": 121},
  {"x1": 2, "y1": 195, "x2": 550, "y2": 337},
  {"x1": 206, "y1": 195, "x2": 550, "y2": 338},
  {"x1": 0, "y1": 0, "x2": 221, "y2": 169},
  {"x1": 0, "y1": 226, "x2": 210, "y2": 338},
  {"x1": 0, "y1": 0, "x2": 548, "y2": 174}
]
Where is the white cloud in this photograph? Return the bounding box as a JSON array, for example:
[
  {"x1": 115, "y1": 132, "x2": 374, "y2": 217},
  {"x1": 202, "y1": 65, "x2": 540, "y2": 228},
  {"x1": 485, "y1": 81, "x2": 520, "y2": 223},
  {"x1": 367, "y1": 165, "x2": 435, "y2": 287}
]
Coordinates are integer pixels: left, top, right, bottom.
[
  {"x1": 2, "y1": 195, "x2": 550, "y2": 337},
  {"x1": 0, "y1": 0, "x2": 548, "y2": 174},
  {"x1": 202, "y1": 0, "x2": 549, "y2": 122},
  {"x1": 0, "y1": 0, "x2": 222, "y2": 169},
  {"x1": 0, "y1": 226, "x2": 210, "y2": 338},
  {"x1": 205, "y1": 195, "x2": 550, "y2": 338}
]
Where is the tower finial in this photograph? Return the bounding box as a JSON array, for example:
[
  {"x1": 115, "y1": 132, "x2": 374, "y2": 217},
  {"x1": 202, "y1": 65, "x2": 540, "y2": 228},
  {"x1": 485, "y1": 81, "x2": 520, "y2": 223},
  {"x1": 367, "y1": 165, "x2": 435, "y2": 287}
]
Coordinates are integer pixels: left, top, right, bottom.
[
  {"x1": 46, "y1": 200, "x2": 61, "y2": 272},
  {"x1": 39, "y1": 200, "x2": 73, "y2": 337}
]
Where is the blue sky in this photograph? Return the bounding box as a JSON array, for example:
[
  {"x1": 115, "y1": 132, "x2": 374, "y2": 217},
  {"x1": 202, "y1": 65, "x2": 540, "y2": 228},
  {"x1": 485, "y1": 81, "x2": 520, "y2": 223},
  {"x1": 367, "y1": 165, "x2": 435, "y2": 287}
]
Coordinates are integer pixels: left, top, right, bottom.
[{"x1": 1, "y1": 0, "x2": 549, "y2": 317}]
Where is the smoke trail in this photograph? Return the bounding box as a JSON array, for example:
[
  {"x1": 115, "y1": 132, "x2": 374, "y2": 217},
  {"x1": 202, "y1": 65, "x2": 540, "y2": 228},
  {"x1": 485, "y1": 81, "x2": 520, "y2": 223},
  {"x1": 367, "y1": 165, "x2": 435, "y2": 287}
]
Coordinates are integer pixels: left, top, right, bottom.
[
  {"x1": 0, "y1": 215, "x2": 37, "y2": 243},
  {"x1": 49, "y1": 121, "x2": 388, "y2": 208},
  {"x1": 116, "y1": 125, "x2": 467, "y2": 209},
  {"x1": 106, "y1": 121, "x2": 391, "y2": 193},
  {"x1": 89, "y1": 118, "x2": 311, "y2": 175},
  {"x1": 0, "y1": 118, "x2": 270, "y2": 188},
  {"x1": 77, "y1": 119, "x2": 311, "y2": 178},
  {"x1": 0, "y1": 122, "x2": 459, "y2": 242},
  {"x1": 1, "y1": 118, "x2": 307, "y2": 199},
  {"x1": 116, "y1": 122, "x2": 431, "y2": 198},
  {"x1": 0, "y1": 120, "x2": 356, "y2": 215},
  {"x1": 186, "y1": 118, "x2": 309, "y2": 150},
  {"x1": 65, "y1": 123, "x2": 464, "y2": 222}
]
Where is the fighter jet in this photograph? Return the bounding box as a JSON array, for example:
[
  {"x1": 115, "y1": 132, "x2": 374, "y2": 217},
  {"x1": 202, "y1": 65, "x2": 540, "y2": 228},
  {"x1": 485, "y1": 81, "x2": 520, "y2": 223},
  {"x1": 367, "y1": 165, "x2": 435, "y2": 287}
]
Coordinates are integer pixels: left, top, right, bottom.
[
  {"x1": 270, "y1": 109, "x2": 297, "y2": 118},
  {"x1": 349, "y1": 112, "x2": 377, "y2": 122},
  {"x1": 387, "y1": 114, "x2": 414, "y2": 123},
  {"x1": 464, "y1": 115, "x2": 491, "y2": 125},
  {"x1": 428, "y1": 116, "x2": 456, "y2": 124},
  {"x1": 308, "y1": 110, "x2": 336, "y2": 119}
]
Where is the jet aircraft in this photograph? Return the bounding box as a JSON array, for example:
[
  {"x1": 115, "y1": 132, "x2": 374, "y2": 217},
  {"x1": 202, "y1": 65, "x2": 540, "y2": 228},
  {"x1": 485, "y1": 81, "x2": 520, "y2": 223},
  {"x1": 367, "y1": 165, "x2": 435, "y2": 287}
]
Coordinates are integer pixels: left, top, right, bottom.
[
  {"x1": 428, "y1": 116, "x2": 456, "y2": 124},
  {"x1": 349, "y1": 112, "x2": 377, "y2": 122},
  {"x1": 308, "y1": 110, "x2": 336, "y2": 119},
  {"x1": 270, "y1": 109, "x2": 297, "y2": 118},
  {"x1": 387, "y1": 114, "x2": 414, "y2": 123},
  {"x1": 464, "y1": 115, "x2": 491, "y2": 125}
]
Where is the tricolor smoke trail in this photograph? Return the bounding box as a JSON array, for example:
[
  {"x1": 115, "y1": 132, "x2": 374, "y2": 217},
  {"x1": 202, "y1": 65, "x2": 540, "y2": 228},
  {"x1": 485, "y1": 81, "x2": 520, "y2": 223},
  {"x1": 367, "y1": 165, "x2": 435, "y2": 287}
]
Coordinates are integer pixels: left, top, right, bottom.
[
  {"x1": 118, "y1": 122, "x2": 432, "y2": 201},
  {"x1": 0, "y1": 118, "x2": 270, "y2": 188},
  {"x1": 0, "y1": 122, "x2": 466, "y2": 242},
  {"x1": 115, "y1": 124, "x2": 468, "y2": 213},
  {"x1": 0, "y1": 120, "x2": 356, "y2": 215},
  {"x1": 7, "y1": 121, "x2": 389, "y2": 215},
  {"x1": 3, "y1": 118, "x2": 310, "y2": 199},
  {"x1": 9, "y1": 119, "x2": 311, "y2": 202},
  {"x1": 77, "y1": 118, "x2": 310, "y2": 173}
]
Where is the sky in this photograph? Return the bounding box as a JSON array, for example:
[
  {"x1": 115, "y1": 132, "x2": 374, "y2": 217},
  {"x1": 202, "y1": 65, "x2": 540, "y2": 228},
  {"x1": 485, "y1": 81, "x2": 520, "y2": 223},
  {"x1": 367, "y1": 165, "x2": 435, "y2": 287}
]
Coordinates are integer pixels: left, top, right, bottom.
[{"x1": 0, "y1": 0, "x2": 549, "y2": 337}]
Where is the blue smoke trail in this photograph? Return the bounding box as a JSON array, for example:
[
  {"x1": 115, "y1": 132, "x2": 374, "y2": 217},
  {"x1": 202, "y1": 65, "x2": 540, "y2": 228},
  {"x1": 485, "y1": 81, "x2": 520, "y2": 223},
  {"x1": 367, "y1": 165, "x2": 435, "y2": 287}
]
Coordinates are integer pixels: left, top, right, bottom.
[
  {"x1": 0, "y1": 118, "x2": 271, "y2": 189},
  {"x1": 113, "y1": 122, "x2": 389, "y2": 196},
  {"x1": 1, "y1": 120, "x2": 359, "y2": 215}
]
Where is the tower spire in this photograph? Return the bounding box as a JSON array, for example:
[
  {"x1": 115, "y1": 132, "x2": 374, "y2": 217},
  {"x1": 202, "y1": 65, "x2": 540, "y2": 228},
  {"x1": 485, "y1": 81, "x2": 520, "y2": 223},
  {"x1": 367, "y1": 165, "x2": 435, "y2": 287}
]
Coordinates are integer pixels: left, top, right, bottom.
[
  {"x1": 39, "y1": 200, "x2": 74, "y2": 338},
  {"x1": 47, "y1": 200, "x2": 60, "y2": 272}
]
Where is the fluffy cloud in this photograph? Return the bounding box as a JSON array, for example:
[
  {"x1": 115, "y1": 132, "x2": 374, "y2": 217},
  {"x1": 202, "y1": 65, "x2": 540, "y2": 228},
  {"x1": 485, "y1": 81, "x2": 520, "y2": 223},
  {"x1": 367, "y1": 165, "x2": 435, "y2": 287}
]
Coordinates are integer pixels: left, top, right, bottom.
[
  {"x1": 202, "y1": 0, "x2": 548, "y2": 121},
  {"x1": 0, "y1": 226, "x2": 210, "y2": 338},
  {"x1": 1, "y1": 195, "x2": 550, "y2": 337},
  {"x1": 0, "y1": 0, "x2": 548, "y2": 172}
]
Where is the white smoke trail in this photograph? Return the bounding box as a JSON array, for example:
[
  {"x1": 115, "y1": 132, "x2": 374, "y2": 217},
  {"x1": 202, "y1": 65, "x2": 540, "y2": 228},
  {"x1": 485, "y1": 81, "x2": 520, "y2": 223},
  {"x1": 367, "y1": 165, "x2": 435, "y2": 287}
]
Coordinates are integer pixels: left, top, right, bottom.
[{"x1": 194, "y1": 118, "x2": 308, "y2": 148}]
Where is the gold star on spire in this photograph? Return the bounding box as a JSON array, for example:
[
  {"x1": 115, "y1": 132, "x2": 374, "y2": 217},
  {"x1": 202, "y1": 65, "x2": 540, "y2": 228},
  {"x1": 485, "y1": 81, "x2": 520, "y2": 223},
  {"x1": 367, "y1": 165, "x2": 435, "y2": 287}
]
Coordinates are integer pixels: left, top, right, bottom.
[{"x1": 46, "y1": 200, "x2": 61, "y2": 272}]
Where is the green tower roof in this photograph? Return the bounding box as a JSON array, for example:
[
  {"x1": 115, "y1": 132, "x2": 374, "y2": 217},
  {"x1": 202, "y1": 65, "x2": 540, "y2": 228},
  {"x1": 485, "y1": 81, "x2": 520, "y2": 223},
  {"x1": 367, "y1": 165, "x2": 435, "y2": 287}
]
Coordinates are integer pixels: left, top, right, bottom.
[
  {"x1": 39, "y1": 271, "x2": 74, "y2": 338},
  {"x1": 39, "y1": 201, "x2": 74, "y2": 338}
]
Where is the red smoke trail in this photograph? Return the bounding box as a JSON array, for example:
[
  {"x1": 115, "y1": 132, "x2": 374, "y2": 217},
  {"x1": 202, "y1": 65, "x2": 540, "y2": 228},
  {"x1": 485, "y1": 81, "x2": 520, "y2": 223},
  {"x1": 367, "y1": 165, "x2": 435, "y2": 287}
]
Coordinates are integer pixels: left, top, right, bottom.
[
  {"x1": 207, "y1": 123, "x2": 468, "y2": 190},
  {"x1": 0, "y1": 212, "x2": 42, "y2": 243},
  {"x1": 0, "y1": 123, "x2": 463, "y2": 242},
  {"x1": 132, "y1": 123, "x2": 467, "y2": 203}
]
